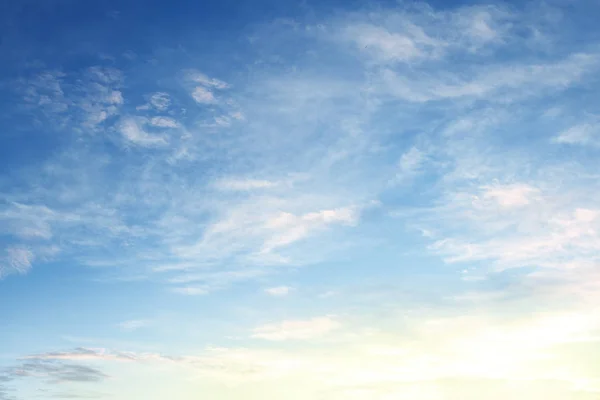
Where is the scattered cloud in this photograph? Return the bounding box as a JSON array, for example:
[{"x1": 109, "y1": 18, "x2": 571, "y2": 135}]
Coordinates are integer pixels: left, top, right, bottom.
[
  {"x1": 8, "y1": 359, "x2": 108, "y2": 384},
  {"x1": 171, "y1": 286, "x2": 209, "y2": 296},
  {"x1": 379, "y1": 53, "x2": 598, "y2": 103},
  {"x1": 118, "y1": 320, "x2": 151, "y2": 332},
  {"x1": 191, "y1": 86, "x2": 216, "y2": 104},
  {"x1": 264, "y1": 286, "x2": 293, "y2": 296},
  {"x1": 1, "y1": 246, "x2": 34, "y2": 277},
  {"x1": 184, "y1": 70, "x2": 229, "y2": 105},
  {"x1": 345, "y1": 24, "x2": 431, "y2": 63},
  {"x1": 186, "y1": 70, "x2": 229, "y2": 89},
  {"x1": 260, "y1": 206, "x2": 359, "y2": 253},
  {"x1": 480, "y1": 183, "x2": 539, "y2": 208},
  {"x1": 553, "y1": 122, "x2": 600, "y2": 147},
  {"x1": 394, "y1": 146, "x2": 426, "y2": 183},
  {"x1": 149, "y1": 116, "x2": 179, "y2": 128},
  {"x1": 118, "y1": 117, "x2": 168, "y2": 146},
  {"x1": 214, "y1": 178, "x2": 278, "y2": 191},
  {"x1": 18, "y1": 66, "x2": 125, "y2": 130},
  {"x1": 148, "y1": 92, "x2": 171, "y2": 111},
  {"x1": 251, "y1": 316, "x2": 341, "y2": 341}
]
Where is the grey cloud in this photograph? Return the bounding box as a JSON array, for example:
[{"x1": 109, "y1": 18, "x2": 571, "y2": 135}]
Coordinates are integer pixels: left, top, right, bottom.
[{"x1": 9, "y1": 359, "x2": 108, "y2": 384}]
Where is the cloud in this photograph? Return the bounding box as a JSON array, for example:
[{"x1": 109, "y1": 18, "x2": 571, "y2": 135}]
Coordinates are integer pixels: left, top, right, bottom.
[
  {"x1": 337, "y1": 4, "x2": 515, "y2": 66},
  {"x1": 382, "y1": 52, "x2": 597, "y2": 103},
  {"x1": 24, "y1": 348, "x2": 169, "y2": 364},
  {"x1": 148, "y1": 92, "x2": 171, "y2": 111},
  {"x1": 1, "y1": 246, "x2": 34, "y2": 277},
  {"x1": 186, "y1": 70, "x2": 229, "y2": 89},
  {"x1": 480, "y1": 183, "x2": 539, "y2": 208},
  {"x1": 9, "y1": 359, "x2": 108, "y2": 384},
  {"x1": 553, "y1": 122, "x2": 600, "y2": 146},
  {"x1": 264, "y1": 286, "x2": 292, "y2": 296},
  {"x1": 18, "y1": 66, "x2": 125, "y2": 130},
  {"x1": 184, "y1": 70, "x2": 229, "y2": 105},
  {"x1": 166, "y1": 269, "x2": 267, "y2": 294},
  {"x1": 345, "y1": 24, "x2": 430, "y2": 62},
  {"x1": 251, "y1": 316, "x2": 340, "y2": 340},
  {"x1": 118, "y1": 117, "x2": 167, "y2": 146},
  {"x1": 394, "y1": 146, "x2": 426, "y2": 183},
  {"x1": 214, "y1": 178, "x2": 278, "y2": 191},
  {"x1": 260, "y1": 206, "x2": 359, "y2": 253},
  {"x1": 229, "y1": 111, "x2": 245, "y2": 120},
  {"x1": 149, "y1": 116, "x2": 179, "y2": 128},
  {"x1": 118, "y1": 320, "x2": 151, "y2": 332},
  {"x1": 171, "y1": 286, "x2": 210, "y2": 296},
  {"x1": 191, "y1": 86, "x2": 217, "y2": 104}
]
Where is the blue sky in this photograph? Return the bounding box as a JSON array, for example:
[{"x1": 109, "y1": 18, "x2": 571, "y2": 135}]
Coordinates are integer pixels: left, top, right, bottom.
[{"x1": 2, "y1": 0, "x2": 600, "y2": 398}]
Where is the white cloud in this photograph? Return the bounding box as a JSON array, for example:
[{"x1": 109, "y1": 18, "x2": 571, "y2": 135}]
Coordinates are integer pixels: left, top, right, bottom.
[
  {"x1": 119, "y1": 118, "x2": 167, "y2": 146},
  {"x1": 186, "y1": 70, "x2": 229, "y2": 89},
  {"x1": 2, "y1": 246, "x2": 34, "y2": 277},
  {"x1": 118, "y1": 320, "x2": 150, "y2": 332},
  {"x1": 261, "y1": 207, "x2": 359, "y2": 253},
  {"x1": 229, "y1": 111, "x2": 245, "y2": 120},
  {"x1": 264, "y1": 286, "x2": 292, "y2": 296},
  {"x1": 87, "y1": 66, "x2": 123, "y2": 84},
  {"x1": 106, "y1": 90, "x2": 123, "y2": 104},
  {"x1": 339, "y1": 4, "x2": 513, "y2": 66},
  {"x1": 148, "y1": 92, "x2": 171, "y2": 110},
  {"x1": 381, "y1": 53, "x2": 598, "y2": 103},
  {"x1": 346, "y1": 25, "x2": 427, "y2": 62},
  {"x1": 252, "y1": 316, "x2": 340, "y2": 340},
  {"x1": 318, "y1": 290, "x2": 338, "y2": 298},
  {"x1": 214, "y1": 115, "x2": 231, "y2": 127},
  {"x1": 214, "y1": 178, "x2": 278, "y2": 191},
  {"x1": 553, "y1": 123, "x2": 600, "y2": 146},
  {"x1": 185, "y1": 70, "x2": 229, "y2": 105},
  {"x1": 150, "y1": 116, "x2": 179, "y2": 128},
  {"x1": 166, "y1": 269, "x2": 266, "y2": 294},
  {"x1": 394, "y1": 147, "x2": 426, "y2": 183},
  {"x1": 192, "y1": 86, "x2": 217, "y2": 104},
  {"x1": 479, "y1": 183, "x2": 539, "y2": 208},
  {"x1": 171, "y1": 286, "x2": 210, "y2": 296}
]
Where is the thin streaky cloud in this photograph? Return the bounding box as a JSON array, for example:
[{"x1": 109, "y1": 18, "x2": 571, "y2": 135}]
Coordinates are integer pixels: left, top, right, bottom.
[{"x1": 264, "y1": 286, "x2": 293, "y2": 296}]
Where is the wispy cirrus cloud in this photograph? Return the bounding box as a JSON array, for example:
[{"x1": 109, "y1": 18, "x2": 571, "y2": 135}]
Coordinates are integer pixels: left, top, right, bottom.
[
  {"x1": 553, "y1": 122, "x2": 600, "y2": 147},
  {"x1": 1, "y1": 246, "x2": 34, "y2": 278},
  {"x1": 18, "y1": 66, "x2": 125, "y2": 131},
  {"x1": 251, "y1": 316, "x2": 341, "y2": 341},
  {"x1": 117, "y1": 320, "x2": 151, "y2": 332},
  {"x1": 264, "y1": 286, "x2": 293, "y2": 296},
  {"x1": 118, "y1": 117, "x2": 168, "y2": 147}
]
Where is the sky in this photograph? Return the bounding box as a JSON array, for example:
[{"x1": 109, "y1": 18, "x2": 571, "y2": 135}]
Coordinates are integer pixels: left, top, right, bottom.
[{"x1": 1, "y1": 0, "x2": 600, "y2": 398}]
